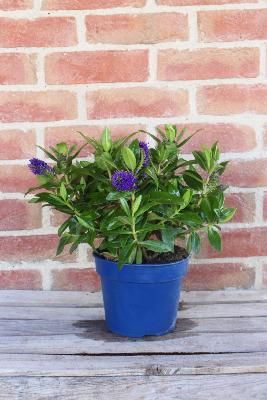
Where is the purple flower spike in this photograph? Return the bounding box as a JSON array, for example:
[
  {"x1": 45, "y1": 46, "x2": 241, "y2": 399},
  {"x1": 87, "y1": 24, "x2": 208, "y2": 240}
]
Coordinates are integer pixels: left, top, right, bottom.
[
  {"x1": 28, "y1": 158, "x2": 54, "y2": 175},
  {"x1": 111, "y1": 171, "x2": 138, "y2": 192},
  {"x1": 139, "y1": 141, "x2": 150, "y2": 167}
]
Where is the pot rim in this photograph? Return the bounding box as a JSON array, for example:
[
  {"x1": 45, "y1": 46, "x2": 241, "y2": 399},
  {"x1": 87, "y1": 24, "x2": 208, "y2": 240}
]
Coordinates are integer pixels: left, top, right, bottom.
[{"x1": 93, "y1": 252, "x2": 191, "y2": 268}]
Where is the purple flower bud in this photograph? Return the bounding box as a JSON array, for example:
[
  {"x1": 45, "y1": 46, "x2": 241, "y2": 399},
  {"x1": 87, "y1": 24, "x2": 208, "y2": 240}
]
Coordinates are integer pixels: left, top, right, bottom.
[
  {"x1": 28, "y1": 158, "x2": 54, "y2": 175},
  {"x1": 139, "y1": 141, "x2": 150, "y2": 168},
  {"x1": 111, "y1": 171, "x2": 138, "y2": 192}
]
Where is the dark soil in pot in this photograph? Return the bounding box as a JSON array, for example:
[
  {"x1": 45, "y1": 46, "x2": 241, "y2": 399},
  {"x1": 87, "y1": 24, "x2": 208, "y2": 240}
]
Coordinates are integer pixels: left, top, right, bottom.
[{"x1": 142, "y1": 245, "x2": 188, "y2": 264}]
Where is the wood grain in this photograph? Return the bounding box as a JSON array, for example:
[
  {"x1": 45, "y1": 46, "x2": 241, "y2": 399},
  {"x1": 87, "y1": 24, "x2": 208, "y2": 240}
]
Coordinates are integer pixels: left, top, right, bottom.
[
  {"x1": 0, "y1": 374, "x2": 266, "y2": 400},
  {"x1": 0, "y1": 353, "x2": 267, "y2": 377},
  {"x1": 1, "y1": 302, "x2": 266, "y2": 321}
]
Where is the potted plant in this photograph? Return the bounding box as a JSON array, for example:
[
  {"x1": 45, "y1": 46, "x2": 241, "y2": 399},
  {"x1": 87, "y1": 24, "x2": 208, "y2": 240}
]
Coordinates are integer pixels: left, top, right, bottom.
[{"x1": 27, "y1": 125, "x2": 235, "y2": 337}]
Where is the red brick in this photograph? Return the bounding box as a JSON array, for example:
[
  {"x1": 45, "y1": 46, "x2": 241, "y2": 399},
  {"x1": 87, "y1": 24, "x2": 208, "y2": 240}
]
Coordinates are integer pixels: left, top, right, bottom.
[
  {"x1": 0, "y1": 53, "x2": 36, "y2": 84},
  {"x1": 224, "y1": 193, "x2": 256, "y2": 223},
  {"x1": 198, "y1": 228, "x2": 267, "y2": 258},
  {"x1": 0, "y1": 129, "x2": 36, "y2": 159},
  {"x1": 0, "y1": 235, "x2": 76, "y2": 262},
  {"x1": 223, "y1": 159, "x2": 267, "y2": 188},
  {"x1": 0, "y1": 17, "x2": 76, "y2": 48},
  {"x1": 0, "y1": 200, "x2": 42, "y2": 230},
  {"x1": 0, "y1": 270, "x2": 41, "y2": 290},
  {"x1": 198, "y1": 9, "x2": 267, "y2": 42},
  {"x1": 0, "y1": 165, "x2": 36, "y2": 193},
  {"x1": 0, "y1": 0, "x2": 33, "y2": 9},
  {"x1": 86, "y1": 13, "x2": 188, "y2": 44},
  {"x1": 87, "y1": 87, "x2": 189, "y2": 119},
  {"x1": 45, "y1": 124, "x2": 146, "y2": 157},
  {"x1": 51, "y1": 268, "x2": 100, "y2": 291},
  {"x1": 168, "y1": 123, "x2": 256, "y2": 153},
  {"x1": 197, "y1": 85, "x2": 267, "y2": 115},
  {"x1": 45, "y1": 50, "x2": 148, "y2": 84},
  {"x1": 0, "y1": 91, "x2": 77, "y2": 122},
  {"x1": 263, "y1": 193, "x2": 267, "y2": 221},
  {"x1": 51, "y1": 210, "x2": 70, "y2": 228},
  {"x1": 183, "y1": 263, "x2": 255, "y2": 291},
  {"x1": 158, "y1": 48, "x2": 259, "y2": 81},
  {"x1": 158, "y1": 0, "x2": 255, "y2": 3},
  {"x1": 42, "y1": 0, "x2": 146, "y2": 10}
]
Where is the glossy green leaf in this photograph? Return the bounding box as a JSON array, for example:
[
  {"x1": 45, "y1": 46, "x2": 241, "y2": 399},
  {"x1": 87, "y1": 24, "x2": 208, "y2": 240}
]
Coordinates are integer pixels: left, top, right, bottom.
[
  {"x1": 122, "y1": 147, "x2": 136, "y2": 171},
  {"x1": 187, "y1": 231, "x2": 200, "y2": 254},
  {"x1": 56, "y1": 142, "x2": 68, "y2": 154},
  {"x1": 101, "y1": 128, "x2": 112, "y2": 152},
  {"x1": 140, "y1": 240, "x2": 170, "y2": 253},
  {"x1": 119, "y1": 198, "x2": 131, "y2": 217},
  {"x1": 208, "y1": 227, "x2": 222, "y2": 251},
  {"x1": 132, "y1": 195, "x2": 142, "y2": 215},
  {"x1": 183, "y1": 170, "x2": 203, "y2": 190},
  {"x1": 60, "y1": 182, "x2": 67, "y2": 201},
  {"x1": 219, "y1": 207, "x2": 236, "y2": 223}
]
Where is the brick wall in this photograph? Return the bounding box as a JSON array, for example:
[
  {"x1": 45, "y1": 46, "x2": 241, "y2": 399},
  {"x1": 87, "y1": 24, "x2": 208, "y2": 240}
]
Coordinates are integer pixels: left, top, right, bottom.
[{"x1": 0, "y1": 0, "x2": 266, "y2": 291}]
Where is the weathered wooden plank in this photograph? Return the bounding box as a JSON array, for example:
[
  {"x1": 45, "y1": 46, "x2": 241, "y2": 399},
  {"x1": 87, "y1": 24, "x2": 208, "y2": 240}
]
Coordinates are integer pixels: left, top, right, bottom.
[
  {"x1": 1, "y1": 316, "x2": 267, "y2": 337},
  {"x1": 0, "y1": 290, "x2": 266, "y2": 308},
  {"x1": 0, "y1": 353, "x2": 267, "y2": 377},
  {"x1": 0, "y1": 302, "x2": 266, "y2": 321},
  {"x1": 0, "y1": 374, "x2": 266, "y2": 400},
  {"x1": 0, "y1": 290, "x2": 102, "y2": 308},
  {"x1": 0, "y1": 331, "x2": 266, "y2": 354}
]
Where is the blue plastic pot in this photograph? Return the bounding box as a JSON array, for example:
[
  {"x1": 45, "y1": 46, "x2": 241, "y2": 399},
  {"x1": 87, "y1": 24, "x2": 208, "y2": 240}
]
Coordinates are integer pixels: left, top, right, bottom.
[{"x1": 94, "y1": 254, "x2": 190, "y2": 337}]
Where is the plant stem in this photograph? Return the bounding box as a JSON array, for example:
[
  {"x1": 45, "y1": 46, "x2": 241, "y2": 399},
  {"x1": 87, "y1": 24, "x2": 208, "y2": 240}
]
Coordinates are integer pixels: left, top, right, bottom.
[{"x1": 131, "y1": 193, "x2": 138, "y2": 242}]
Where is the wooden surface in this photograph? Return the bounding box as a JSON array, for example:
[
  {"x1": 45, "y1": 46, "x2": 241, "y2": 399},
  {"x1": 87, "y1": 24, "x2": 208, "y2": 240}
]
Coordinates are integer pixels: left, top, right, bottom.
[{"x1": 0, "y1": 290, "x2": 266, "y2": 399}]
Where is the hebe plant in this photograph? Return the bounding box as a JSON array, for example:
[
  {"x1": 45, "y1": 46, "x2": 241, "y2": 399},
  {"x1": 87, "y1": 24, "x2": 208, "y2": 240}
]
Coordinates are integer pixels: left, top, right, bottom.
[{"x1": 27, "y1": 126, "x2": 235, "y2": 268}]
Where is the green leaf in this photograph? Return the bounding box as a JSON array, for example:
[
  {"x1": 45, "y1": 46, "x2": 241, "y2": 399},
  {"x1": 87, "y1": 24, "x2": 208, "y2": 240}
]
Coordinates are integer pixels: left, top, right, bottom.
[
  {"x1": 132, "y1": 195, "x2": 142, "y2": 215},
  {"x1": 76, "y1": 216, "x2": 94, "y2": 230},
  {"x1": 28, "y1": 197, "x2": 39, "y2": 203},
  {"x1": 117, "y1": 216, "x2": 132, "y2": 226},
  {"x1": 192, "y1": 150, "x2": 208, "y2": 171},
  {"x1": 106, "y1": 191, "x2": 131, "y2": 201},
  {"x1": 161, "y1": 228, "x2": 175, "y2": 252},
  {"x1": 56, "y1": 142, "x2": 68, "y2": 154},
  {"x1": 176, "y1": 211, "x2": 203, "y2": 225},
  {"x1": 145, "y1": 166, "x2": 159, "y2": 188},
  {"x1": 122, "y1": 147, "x2": 136, "y2": 171},
  {"x1": 117, "y1": 242, "x2": 135, "y2": 269},
  {"x1": 200, "y1": 197, "x2": 214, "y2": 223},
  {"x1": 180, "y1": 189, "x2": 192, "y2": 209},
  {"x1": 36, "y1": 175, "x2": 51, "y2": 185},
  {"x1": 208, "y1": 227, "x2": 222, "y2": 251},
  {"x1": 56, "y1": 235, "x2": 73, "y2": 256},
  {"x1": 101, "y1": 128, "x2": 112, "y2": 152},
  {"x1": 136, "y1": 247, "x2": 143, "y2": 264},
  {"x1": 165, "y1": 124, "x2": 176, "y2": 142},
  {"x1": 211, "y1": 142, "x2": 220, "y2": 161},
  {"x1": 60, "y1": 182, "x2": 67, "y2": 201},
  {"x1": 140, "y1": 240, "x2": 170, "y2": 253},
  {"x1": 187, "y1": 231, "x2": 200, "y2": 254},
  {"x1": 183, "y1": 170, "x2": 203, "y2": 190},
  {"x1": 58, "y1": 218, "x2": 71, "y2": 236},
  {"x1": 219, "y1": 207, "x2": 236, "y2": 223},
  {"x1": 149, "y1": 192, "x2": 183, "y2": 205},
  {"x1": 119, "y1": 198, "x2": 131, "y2": 217}
]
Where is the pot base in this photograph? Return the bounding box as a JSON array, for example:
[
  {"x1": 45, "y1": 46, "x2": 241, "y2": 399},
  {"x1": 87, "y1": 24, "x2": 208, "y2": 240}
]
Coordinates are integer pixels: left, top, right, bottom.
[{"x1": 105, "y1": 321, "x2": 176, "y2": 338}]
